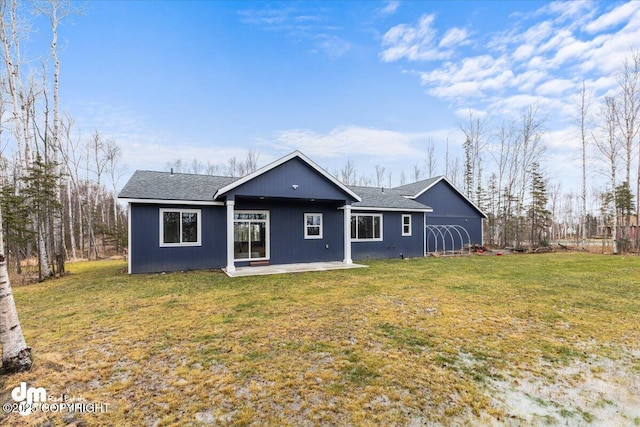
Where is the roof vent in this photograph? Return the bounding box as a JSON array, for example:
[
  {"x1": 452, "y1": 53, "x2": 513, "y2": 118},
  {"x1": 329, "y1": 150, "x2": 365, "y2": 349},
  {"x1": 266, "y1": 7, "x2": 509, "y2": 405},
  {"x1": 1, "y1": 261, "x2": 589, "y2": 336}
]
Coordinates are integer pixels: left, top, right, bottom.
[
  {"x1": 381, "y1": 187, "x2": 384, "y2": 193},
  {"x1": 170, "y1": 168, "x2": 174, "y2": 176}
]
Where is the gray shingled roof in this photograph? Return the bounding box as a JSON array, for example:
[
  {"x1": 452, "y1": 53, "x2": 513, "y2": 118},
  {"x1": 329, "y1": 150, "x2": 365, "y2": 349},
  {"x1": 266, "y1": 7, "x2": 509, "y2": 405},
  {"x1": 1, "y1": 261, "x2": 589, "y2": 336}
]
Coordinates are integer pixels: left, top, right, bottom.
[
  {"x1": 348, "y1": 185, "x2": 432, "y2": 211},
  {"x1": 118, "y1": 170, "x2": 238, "y2": 201},
  {"x1": 119, "y1": 170, "x2": 433, "y2": 210},
  {"x1": 393, "y1": 176, "x2": 442, "y2": 197}
]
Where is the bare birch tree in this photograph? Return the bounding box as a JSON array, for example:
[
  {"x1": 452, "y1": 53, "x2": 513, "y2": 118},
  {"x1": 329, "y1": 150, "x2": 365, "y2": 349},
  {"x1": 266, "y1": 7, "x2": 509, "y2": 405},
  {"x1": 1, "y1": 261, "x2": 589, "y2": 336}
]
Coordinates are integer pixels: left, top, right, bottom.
[
  {"x1": 460, "y1": 110, "x2": 488, "y2": 201},
  {"x1": 0, "y1": 217, "x2": 32, "y2": 373},
  {"x1": 374, "y1": 164, "x2": 385, "y2": 187},
  {"x1": 576, "y1": 81, "x2": 593, "y2": 248},
  {"x1": 615, "y1": 51, "x2": 640, "y2": 247},
  {"x1": 412, "y1": 163, "x2": 422, "y2": 182},
  {"x1": 0, "y1": 166, "x2": 32, "y2": 373},
  {"x1": 425, "y1": 140, "x2": 437, "y2": 177},
  {"x1": 594, "y1": 96, "x2": 621, "y2": 254},
  {"x1": 514, "y1": 105, "x2": 546, "y2": 247}
]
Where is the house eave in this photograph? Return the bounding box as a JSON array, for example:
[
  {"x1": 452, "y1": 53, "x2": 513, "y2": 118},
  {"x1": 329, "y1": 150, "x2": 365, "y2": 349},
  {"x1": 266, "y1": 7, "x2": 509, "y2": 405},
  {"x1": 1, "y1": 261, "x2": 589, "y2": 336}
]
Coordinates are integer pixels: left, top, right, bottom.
[
  {"x1": 411, "y1": 176, "x2": 488, "y2": 219},
  {"x1": 348, "y1": 206, "x2": 433, "y2": 213},
  {"x1": 118, "y1": 198, "x2": 225, "y2": 206}
]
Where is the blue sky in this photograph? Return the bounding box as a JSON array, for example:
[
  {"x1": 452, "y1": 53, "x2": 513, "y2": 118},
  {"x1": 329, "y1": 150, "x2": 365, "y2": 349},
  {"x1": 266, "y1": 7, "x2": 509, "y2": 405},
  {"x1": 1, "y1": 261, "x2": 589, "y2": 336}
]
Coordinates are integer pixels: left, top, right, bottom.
[{"x1": 41, "y1": 0, "x2": 640, "y2": 190}]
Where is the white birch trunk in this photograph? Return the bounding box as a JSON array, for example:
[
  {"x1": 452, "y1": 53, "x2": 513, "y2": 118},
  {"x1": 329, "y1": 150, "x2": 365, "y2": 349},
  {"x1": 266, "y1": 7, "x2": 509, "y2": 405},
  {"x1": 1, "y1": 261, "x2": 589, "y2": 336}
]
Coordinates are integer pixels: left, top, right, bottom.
[
  {"x1": 38, "y1": 222, "x2": 51, "y2": 278},
  {"x1": 67, "y1": 180, "x2": 77, "y2": 260},
  {"x1": 0, "y1": 204, "x2": 32, "y2": 373}
]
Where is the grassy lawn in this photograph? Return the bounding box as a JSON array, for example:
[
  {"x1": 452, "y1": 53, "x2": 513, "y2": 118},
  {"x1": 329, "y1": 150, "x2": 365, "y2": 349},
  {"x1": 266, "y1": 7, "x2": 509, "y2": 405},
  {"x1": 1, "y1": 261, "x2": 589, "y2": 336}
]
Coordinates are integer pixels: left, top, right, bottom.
[{"x1": 1, "y1": 253, "x2": 639, "y2": 426}]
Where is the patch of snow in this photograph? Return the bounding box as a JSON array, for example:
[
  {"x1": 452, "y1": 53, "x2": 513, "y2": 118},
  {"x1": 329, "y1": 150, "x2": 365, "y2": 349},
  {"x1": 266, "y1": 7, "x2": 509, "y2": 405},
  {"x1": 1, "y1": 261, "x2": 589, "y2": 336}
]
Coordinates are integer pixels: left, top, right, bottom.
[{"x1": 487, "y1": 354, "x2": 640, "y2": 426}]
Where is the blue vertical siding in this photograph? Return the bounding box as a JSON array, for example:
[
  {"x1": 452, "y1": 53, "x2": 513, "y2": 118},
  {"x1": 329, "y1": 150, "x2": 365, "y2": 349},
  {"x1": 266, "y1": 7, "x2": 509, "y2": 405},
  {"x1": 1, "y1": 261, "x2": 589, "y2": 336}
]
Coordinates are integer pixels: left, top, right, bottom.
[
  {"x1": 130, "y1": 203, "x2": 226, "y2": 274},
  {"x1": 225, "y1": 157, "x2": 355, "y2": 201},
  {"x1": 416, "y1": 180, "x2": 484, "y2": 251},
  {"x1": 234, "y1": 198, "x2": 344, "y2": 266},
  {"x1": 426, "y1": 216, "x2": 483, "y2": 251},
  {"x1": 351, "y1": 212, "x2": 424, "y2": 260}
]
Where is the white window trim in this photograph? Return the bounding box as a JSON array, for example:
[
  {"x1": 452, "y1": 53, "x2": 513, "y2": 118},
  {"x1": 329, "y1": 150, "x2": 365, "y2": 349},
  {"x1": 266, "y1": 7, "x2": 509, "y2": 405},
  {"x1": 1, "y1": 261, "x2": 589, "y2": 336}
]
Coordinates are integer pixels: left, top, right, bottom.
[
  {"x1": 233, "y1": 210, "x2": 270, "y2": 262},
  {"x1": 304, "y1": 213, "x2": 323, "y2": 239},
  {"x1": 159, "y1": 208, "x2": 202, "y2": 247},
  {"x1": 351, "y1": 213, "x2": 383, "y2": 242},
  {"x1": 402, "y1": 214, "x2": 412, "y2": 236}
]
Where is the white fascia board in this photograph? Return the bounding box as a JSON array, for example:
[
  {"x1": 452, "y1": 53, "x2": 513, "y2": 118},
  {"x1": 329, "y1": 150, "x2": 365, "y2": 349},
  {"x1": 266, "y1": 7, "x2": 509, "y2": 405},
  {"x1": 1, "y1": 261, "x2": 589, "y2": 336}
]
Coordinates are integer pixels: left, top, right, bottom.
[
  {"x1": 118, "y1": 198, "x2": 224, "y2": 206},
  {"x1": 411, "y1": 176, "x2": 445, "y2": 199},
  {"x1": 349, "y1": 206, "x2": 433, "y2": 213},
  {"x1": 412, "y1": 176, "x2": 488, "y2": 219},
  {"x1": 213, "y1": 150, "x2": 362, "y2": 202}
]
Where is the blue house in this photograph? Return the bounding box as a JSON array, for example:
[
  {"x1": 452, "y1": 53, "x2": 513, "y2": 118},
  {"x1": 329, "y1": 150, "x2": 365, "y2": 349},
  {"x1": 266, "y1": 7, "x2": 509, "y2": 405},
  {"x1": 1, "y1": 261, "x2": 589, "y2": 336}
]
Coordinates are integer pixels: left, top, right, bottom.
[
  {"x1": 118, "y1": 151, "x2": 485, "y2": 274},
  {"x1": 395, "y1": 177, "x2": 487, "y2": 253}
]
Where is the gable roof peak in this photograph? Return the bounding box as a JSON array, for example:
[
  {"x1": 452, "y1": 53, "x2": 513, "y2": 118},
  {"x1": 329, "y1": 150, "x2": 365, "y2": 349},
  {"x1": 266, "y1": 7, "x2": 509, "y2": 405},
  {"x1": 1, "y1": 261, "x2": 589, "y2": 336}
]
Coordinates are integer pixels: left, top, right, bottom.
[{"x1": 213, "y1": 150, "x2": 361, "y2": 202}]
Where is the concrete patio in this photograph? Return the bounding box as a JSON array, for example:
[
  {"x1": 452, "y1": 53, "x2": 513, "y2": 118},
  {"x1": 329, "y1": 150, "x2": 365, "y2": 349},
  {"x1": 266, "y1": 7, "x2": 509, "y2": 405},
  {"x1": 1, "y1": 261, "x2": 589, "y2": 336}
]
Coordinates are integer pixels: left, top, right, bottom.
[{"x1": 223, "y1": 261, "x2": 367, "y2": 277}]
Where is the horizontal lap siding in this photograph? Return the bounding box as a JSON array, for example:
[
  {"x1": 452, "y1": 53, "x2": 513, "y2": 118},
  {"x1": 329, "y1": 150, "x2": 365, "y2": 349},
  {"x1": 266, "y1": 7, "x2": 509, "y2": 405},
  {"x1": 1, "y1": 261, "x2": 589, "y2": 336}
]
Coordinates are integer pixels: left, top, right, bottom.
[
  {"x1": 235, "y1": 199, "x2": 344, "y2": 266},
  {"x1": 130, "y1": 204, "x2": 226, "y2": 273},
  {"x1": 351, "y1": 212, "x2": 424, "y2": 260}
]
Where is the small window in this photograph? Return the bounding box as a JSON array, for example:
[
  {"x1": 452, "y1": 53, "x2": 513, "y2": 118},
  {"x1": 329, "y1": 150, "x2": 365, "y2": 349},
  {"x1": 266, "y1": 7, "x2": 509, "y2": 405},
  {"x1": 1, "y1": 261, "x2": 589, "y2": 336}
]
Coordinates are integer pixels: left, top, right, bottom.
[
  {"x1": 351, "y1": 214, "x2": 383, "y2": 241},
  {"x1": 402, "y1": 214, "x2": 412, "y2": 236},
  {"x1": 160, "y1": 209, "x2": 201, "y2": 247},
  {"x1": 304, "y1": 213, "x2": 323, "y2": 239}
]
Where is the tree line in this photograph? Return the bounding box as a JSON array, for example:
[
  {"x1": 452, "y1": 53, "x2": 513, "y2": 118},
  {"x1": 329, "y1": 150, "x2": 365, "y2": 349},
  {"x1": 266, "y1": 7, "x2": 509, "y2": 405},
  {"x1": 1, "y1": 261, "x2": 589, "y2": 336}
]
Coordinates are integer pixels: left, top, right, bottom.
[
  {"x1": 0, "y1": 0, "x2": 126, "y2": 283},
  {"x1": 166, "y1": 50, "x2": 640, "y2": 255}
]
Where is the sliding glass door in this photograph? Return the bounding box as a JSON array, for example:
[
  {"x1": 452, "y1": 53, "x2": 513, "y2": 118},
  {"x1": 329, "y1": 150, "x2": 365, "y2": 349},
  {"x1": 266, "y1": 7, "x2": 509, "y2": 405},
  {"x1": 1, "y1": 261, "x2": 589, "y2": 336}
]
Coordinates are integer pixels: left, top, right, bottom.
[{"x1": 233, "y1": 211, "x2": 269, "y2": 261}]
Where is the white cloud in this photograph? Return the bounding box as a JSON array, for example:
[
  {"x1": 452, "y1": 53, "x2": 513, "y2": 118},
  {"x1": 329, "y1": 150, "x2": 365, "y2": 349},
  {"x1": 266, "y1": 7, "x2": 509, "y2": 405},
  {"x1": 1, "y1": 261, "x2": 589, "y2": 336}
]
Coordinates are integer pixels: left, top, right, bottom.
[
  {"x1": 584, "y1": 1, "x2": 640, "y2": 33},
  {"x1": 439, "y1": 27, "x2": 469, "y2": 48},
  {"x1": 313, "y1": 34, "x2": 351, "y2": 59},
  {"x1": 271, "y1": 126, "x2": 428, "y2": 159},
  {"x1": 513, "y1": 44, "x2": 535, "y2": 61},
  {"x1": 238, "y1": 6, "x2": 350, "y2": 59},
  {"x1": 419, "y1": 55, "x2": 515, "y2": 99},
  {"x1": 380, "y1": 14, "x2": 455, "y2": 62},
  {"x1": 378, "y1": 1, "x2": 400, "y2": 16},
  {"x1": 486, "y1": 94, "x2": 554, "y2": 118},
  {"x1": 454, "y1": 108, "x2": 488, "y2": 120},
  {"x1": 514, "y1": 69, "x2": 549, "y2": 92},
  {"x1": 535, "y1": 78, "x2": 575, "y2": 97},
  {"x1": 384, "y1": 0, "x2": 640, "y2": 146}
]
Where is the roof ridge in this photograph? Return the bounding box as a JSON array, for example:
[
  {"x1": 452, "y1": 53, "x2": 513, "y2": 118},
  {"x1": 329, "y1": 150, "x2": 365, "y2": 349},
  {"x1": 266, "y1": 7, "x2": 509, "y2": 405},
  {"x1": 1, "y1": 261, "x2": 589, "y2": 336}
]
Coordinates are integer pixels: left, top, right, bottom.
[{"x1": 136, "y1": 169, "x2": 238, "y2": 179}]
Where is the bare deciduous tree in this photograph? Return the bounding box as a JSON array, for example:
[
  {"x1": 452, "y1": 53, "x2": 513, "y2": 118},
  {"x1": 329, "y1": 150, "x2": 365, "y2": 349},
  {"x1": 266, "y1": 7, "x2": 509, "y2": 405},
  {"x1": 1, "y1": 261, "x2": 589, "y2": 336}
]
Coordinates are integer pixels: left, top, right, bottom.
[
  {"x1": 614, "y1": 51, "x2": 640, "y2": 248},
  {"x1": 575, "y1": 81, "x2": 594, "y2": 248},
  {"x1": 374, "y1": 164, "x2": 385, "y2": 187},
  {"x1": 460, "y1": 110, "x2": 488, "y2": 201},
  {"x1": 339, "y1": 158, "x2": 356, "y2": 185},
  {"x1": 594, "y1": 96, "x2": 621, "y2": 254},
  {"x1": 0, "y1": 182, "x2": 32, "y2": 373},
  {"x1": 425, "y1": 140, "x2": 437, "y2": 177}
]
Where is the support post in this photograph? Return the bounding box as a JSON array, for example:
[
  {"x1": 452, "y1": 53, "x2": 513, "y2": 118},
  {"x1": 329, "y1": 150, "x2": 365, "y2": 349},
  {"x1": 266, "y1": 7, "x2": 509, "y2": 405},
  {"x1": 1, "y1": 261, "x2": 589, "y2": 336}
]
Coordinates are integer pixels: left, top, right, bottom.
[
  {"x1": 127, "y1": 203, "x2": 132, "y2": 274},
  {"x1": 343, "y1": 204, "x2": 352, "y2": 264},
  {"x1": 226, "y1": 200, "x2": 235, "y2": 273}
]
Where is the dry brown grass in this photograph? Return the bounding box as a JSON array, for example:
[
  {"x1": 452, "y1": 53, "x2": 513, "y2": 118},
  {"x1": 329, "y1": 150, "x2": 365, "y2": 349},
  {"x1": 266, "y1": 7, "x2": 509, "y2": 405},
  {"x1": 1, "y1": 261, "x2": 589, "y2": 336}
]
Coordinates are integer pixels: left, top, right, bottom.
[{"x1": 1, "y1": 253, "x2": 639, "y2": 426}]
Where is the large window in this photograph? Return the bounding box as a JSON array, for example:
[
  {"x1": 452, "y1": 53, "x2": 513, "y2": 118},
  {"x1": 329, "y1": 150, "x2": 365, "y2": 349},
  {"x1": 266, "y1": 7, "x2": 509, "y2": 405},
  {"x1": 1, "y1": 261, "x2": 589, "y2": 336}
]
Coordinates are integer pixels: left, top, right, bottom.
[
  {"x1": 351, "y1": 214, "x2": 383, "y2": 241},
  {"x1": 304, "y1": 213, "x2": 323, "y2": 239},
  {"x1": 402, "y1": 214, "x2": 412, "y2": 236},
  {"x1": 160, "y1": 208, "x2": 201, "y2": 247},
  {"x1": 234, "y1": 211, "x2": 269, "y2": 261}
]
